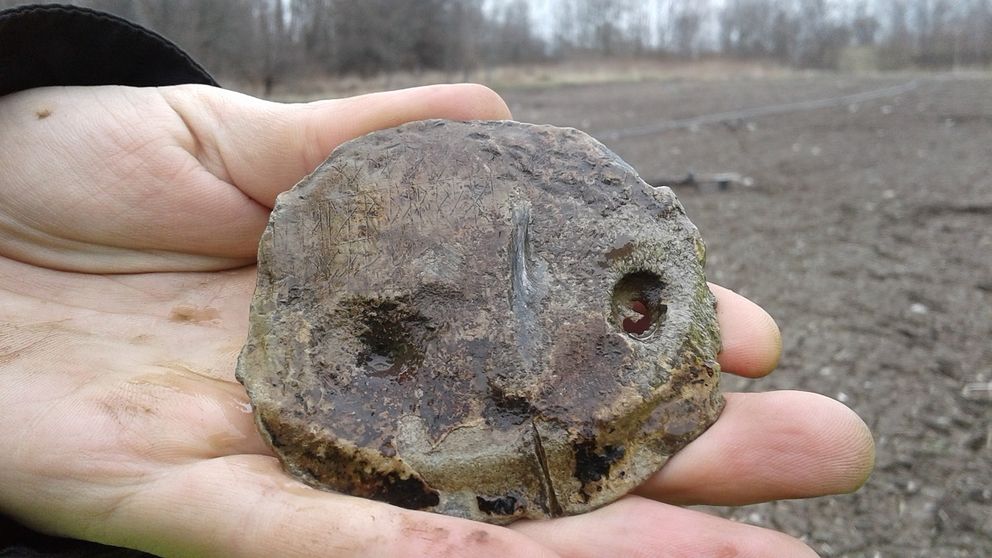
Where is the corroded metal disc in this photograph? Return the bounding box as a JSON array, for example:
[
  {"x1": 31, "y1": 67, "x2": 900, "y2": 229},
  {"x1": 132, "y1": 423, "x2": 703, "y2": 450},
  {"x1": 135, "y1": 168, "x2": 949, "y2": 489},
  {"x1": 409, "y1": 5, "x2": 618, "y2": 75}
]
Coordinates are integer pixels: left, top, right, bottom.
[{"x1": 236, "y1": 120, "x2": 723, "y2": 524}]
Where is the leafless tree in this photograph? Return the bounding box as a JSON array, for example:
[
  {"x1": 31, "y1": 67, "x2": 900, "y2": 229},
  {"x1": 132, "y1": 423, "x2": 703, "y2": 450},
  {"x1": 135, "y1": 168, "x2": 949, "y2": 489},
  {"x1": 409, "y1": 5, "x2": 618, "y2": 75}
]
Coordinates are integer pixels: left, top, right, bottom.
[
  {"x1": 669, "y1": 1, "x2": 709, "y2": 58},
  {"x1": 851, "y1": 0, "x2": 880, "y2": 46},
  {"x1": 719, "y1": 0, "x2": 776, "y2": 58},
  {"x1": 490, "y1": 0, "x2": 545, "y2": 64},
  {"x1": 3, "y1": 0, "x2": 990, "y2": 87},
  {"x1": 575, "y1": 0, "x2": 630, "y2": 57}
]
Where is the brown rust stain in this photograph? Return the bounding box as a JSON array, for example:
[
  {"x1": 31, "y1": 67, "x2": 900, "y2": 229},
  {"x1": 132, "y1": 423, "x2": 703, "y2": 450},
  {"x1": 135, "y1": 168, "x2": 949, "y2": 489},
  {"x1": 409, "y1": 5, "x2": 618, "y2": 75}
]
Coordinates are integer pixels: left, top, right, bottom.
[
  {"x1": 399, "y1": 514, "x2": 450, "y2": 544},
  {"x1": 604, "y1": 234, "x2": 637, "y2": 264},
  {"x1": 464, "y1": 530, "x2": 491, "y2": 545},
  {"x1": 169, "y1": 304, "x2": 220, "y2": 324}
]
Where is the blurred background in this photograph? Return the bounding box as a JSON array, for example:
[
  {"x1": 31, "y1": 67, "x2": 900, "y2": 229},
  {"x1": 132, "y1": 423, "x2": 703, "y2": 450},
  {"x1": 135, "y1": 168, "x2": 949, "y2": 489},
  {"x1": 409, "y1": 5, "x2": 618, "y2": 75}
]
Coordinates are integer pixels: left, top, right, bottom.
[
  {"x1": 2, "y1": 1, "x2": 990, "y2": 557},
  {"x1": 3, "y1": 0, "x2": 992, "y2": 95}
]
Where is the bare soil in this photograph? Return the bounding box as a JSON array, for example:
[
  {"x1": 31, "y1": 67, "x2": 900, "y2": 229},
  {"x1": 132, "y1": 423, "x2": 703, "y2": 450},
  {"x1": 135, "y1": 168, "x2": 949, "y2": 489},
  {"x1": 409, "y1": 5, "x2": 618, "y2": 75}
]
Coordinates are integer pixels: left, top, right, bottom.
[
  {"x1": 4, "y1": 73, "x2": 988, "y2": 558},
  {"x1": 503, "y1": 73, "x2": 992, "y2": 557}
]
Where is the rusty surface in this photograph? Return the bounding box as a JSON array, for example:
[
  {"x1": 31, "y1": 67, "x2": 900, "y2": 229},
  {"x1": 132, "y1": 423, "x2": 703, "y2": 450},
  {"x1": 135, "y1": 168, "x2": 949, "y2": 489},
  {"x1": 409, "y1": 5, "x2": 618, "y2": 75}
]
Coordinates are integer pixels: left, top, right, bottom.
[{"x1": 236, "y1": 120, "x2": 723, "y2": 524}]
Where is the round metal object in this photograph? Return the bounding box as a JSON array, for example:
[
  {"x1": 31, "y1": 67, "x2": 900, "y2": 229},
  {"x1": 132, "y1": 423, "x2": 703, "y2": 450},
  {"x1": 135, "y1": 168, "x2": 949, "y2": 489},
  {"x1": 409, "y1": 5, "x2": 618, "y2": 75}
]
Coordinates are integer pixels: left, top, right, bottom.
[{"x1": 236, "y1": 120, "x2": 723, "y2": 524}]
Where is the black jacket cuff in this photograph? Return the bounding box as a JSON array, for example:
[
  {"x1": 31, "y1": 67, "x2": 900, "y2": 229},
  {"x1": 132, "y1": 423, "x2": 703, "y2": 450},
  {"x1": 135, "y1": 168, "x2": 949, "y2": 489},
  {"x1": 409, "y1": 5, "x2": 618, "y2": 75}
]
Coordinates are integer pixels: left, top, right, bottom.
[{"x1": 0, "y1": 3, "x2": 217, "y2": 96}]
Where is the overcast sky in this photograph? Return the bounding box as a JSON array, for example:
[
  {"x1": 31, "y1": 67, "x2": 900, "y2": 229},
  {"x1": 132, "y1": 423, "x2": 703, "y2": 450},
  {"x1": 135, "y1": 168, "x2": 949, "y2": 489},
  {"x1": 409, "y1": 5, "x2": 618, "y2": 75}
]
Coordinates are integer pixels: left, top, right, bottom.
[{"x1": 486, "y1": 0, "x2": 878, "y2": 47}]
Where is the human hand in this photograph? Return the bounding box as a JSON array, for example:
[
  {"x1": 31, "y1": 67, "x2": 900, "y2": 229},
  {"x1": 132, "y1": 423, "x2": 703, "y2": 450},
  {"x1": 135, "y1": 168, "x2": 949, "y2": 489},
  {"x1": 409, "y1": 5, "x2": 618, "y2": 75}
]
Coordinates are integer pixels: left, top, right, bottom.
[{"x1": 0, "y1": 83, "x2": 874, "y2": 557}]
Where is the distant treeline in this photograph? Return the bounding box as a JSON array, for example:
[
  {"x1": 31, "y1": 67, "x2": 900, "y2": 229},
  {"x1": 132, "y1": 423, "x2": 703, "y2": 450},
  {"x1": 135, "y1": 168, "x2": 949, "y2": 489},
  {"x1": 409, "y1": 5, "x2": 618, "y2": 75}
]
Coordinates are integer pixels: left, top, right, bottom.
[{"x1": 5, "y1": 0, "x2": 991, "y2": 90}]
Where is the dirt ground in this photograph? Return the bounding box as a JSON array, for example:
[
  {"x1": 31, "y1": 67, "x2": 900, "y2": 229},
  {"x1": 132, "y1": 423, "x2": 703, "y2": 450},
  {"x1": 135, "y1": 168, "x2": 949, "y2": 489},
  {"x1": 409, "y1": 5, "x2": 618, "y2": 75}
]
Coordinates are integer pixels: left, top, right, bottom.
[
  {"x1": 501, "y1": 73, "x2": 992, "y2": 557},
  {"x1": 3, "y1": 73, "x2": 988, "y2": 558}
]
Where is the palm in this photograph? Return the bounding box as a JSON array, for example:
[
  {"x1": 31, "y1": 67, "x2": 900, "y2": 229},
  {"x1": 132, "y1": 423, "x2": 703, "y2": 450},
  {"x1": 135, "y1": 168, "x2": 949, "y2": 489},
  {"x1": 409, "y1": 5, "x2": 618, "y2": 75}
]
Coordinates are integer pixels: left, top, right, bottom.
[
  {"x1": 0, "y1": 258, "x2": 253, "y2": 525},
  {"x1": 0, "y1": 261, "x2": 742, "y2": 557},
  {"x1": 0, "y1": 84, "x2": 872, "y2": 557}
]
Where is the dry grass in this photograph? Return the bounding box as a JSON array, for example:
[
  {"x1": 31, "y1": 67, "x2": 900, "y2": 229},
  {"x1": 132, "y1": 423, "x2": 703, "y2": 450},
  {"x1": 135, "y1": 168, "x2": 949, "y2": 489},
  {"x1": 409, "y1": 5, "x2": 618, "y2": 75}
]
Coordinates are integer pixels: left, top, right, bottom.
[{"x1": 227, "y1": 58, "x2": 794, "y2": 102}]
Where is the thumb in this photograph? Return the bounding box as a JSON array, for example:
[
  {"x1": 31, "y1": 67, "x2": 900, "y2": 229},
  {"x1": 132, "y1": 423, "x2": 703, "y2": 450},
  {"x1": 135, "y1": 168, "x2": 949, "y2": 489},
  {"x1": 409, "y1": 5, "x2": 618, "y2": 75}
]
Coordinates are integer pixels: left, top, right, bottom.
[{"x1": 163, "y1": 83, "x2": 513, "y2": 208}]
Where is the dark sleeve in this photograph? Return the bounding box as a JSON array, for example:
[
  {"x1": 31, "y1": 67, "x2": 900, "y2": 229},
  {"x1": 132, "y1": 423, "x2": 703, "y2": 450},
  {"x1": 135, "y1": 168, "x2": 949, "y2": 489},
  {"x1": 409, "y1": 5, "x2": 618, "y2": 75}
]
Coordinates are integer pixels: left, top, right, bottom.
[{"x1": 0, "y1": 3, "x2": 218, "y2": 96}]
